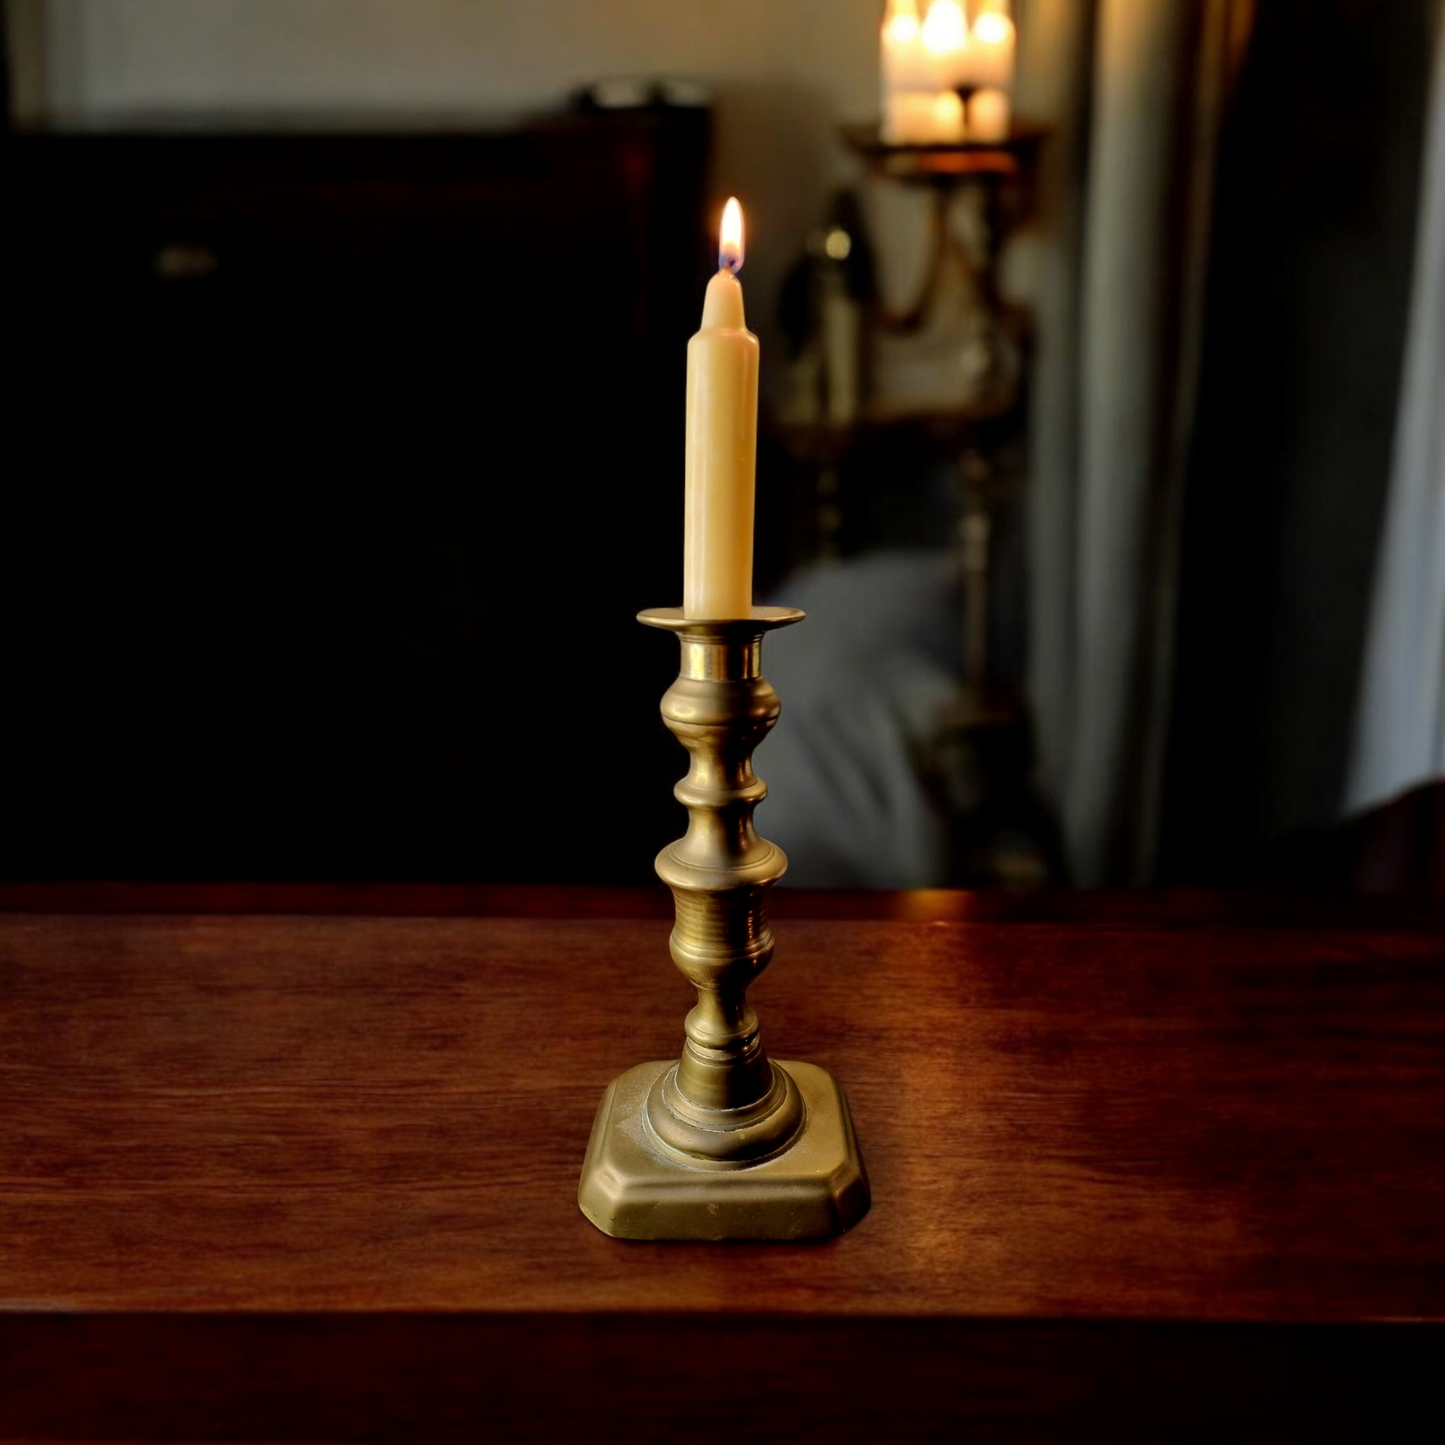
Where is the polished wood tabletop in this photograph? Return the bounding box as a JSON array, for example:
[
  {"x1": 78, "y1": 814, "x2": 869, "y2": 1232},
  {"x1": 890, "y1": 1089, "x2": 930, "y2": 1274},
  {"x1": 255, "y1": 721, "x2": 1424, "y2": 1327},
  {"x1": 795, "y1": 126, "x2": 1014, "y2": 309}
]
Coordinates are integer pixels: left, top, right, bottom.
[{"x1": 2, "y1": 885, "x2": 1442, "y2": 1440}]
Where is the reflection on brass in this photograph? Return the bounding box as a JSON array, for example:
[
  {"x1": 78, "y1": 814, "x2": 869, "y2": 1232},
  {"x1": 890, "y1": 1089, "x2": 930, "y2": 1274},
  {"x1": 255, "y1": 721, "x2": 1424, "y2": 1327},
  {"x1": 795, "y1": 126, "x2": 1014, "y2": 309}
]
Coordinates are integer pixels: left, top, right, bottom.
[{"x1": 578, "y1": 607, "x2": 870, "y2": 1241}]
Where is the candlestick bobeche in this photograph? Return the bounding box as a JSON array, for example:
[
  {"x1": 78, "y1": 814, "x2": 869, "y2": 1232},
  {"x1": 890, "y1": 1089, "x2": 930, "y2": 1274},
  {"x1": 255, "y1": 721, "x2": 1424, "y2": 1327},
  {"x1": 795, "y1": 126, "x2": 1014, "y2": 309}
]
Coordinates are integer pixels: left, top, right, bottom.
[{"x1": 578, "y1": 606, "x2": 870, "y2": 1240}]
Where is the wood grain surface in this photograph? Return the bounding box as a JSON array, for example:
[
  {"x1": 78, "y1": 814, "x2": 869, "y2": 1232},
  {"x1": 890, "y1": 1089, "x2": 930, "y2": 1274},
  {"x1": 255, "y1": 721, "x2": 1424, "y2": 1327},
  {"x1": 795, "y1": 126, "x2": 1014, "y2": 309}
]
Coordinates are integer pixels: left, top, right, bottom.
[{"x1": 2, "y1": 899, "x2": 1443, "y2": 1439}]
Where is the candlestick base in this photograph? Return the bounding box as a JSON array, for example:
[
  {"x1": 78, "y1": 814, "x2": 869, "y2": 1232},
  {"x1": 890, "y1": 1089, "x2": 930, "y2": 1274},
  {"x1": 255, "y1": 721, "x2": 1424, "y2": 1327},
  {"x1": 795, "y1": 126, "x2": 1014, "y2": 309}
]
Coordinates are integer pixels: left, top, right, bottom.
[{"x1": 578, "y1": 1059, "x2": 869, "y2": 1241}]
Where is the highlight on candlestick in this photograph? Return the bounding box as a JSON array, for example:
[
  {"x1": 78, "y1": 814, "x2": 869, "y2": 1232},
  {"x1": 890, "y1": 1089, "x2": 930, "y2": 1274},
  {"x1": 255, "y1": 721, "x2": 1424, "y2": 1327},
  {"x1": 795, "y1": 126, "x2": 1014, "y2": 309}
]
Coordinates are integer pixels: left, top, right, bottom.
[{"x1": 719, "y1": 197, "x2": 744, "y2": 275}]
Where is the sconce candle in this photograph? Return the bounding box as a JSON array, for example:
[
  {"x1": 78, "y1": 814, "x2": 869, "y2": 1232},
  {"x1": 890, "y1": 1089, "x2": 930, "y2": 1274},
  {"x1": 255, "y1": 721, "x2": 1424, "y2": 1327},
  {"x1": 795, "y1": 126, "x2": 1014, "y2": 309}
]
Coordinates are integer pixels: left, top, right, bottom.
[
  {"x1": 970, "y1": 87, "x2": 1010, "y2": 142},
  {"x1": 920, "y1": 0, "x2": 971, "y2": 89},
  {"x1": 683, "y1": 198, "x2": 759, "y2": 619},
  {"x1": 931, "y1": 89, "x2": 967, "y2": 144},
  {"x1": 970, "y1": 5, "x2": 1016, "y2": 91},
  {"x1": 885, "y1": 90, "x2": 954, "y2": 144},
  {"x1": 880, "y1": 0, "x2": 931, "y2": 93}
]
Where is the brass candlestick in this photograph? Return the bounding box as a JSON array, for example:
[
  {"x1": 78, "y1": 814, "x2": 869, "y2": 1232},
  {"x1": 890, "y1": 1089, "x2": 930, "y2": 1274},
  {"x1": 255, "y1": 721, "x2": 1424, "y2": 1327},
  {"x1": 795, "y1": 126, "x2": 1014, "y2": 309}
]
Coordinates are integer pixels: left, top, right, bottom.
[{"x1": 578, "y1": 606, "x2": 870, "y2": 1241}]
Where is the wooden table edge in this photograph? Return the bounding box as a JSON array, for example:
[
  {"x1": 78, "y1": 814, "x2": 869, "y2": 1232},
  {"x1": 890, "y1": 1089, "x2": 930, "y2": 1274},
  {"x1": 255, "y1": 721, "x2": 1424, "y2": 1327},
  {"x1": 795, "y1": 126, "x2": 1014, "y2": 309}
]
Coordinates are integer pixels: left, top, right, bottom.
[{"x1": 1, "y1": 881, "x2": 1441, "y2": 928}]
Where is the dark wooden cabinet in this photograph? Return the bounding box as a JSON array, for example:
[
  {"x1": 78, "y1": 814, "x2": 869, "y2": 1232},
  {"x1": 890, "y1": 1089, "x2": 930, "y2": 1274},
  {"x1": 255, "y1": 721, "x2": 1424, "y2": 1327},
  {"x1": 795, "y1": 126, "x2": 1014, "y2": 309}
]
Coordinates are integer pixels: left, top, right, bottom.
[{"x1": 1, "y1": 116, "x2": 709, "y2": 884}]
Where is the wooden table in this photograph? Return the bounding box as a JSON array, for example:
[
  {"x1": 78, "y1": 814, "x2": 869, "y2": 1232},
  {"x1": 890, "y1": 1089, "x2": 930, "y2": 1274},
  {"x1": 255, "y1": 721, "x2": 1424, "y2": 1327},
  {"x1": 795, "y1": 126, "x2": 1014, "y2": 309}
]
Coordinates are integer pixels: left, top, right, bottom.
[{"x1": 2, "y1": 885, "x2": 1442, "y2": 1441}]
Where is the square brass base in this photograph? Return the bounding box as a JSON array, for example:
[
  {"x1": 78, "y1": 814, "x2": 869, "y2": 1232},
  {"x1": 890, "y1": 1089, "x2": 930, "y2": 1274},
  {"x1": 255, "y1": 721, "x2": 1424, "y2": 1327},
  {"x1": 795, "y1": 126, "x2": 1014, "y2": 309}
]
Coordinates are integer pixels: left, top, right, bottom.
[{"x1": 577, "y1": 1060, "x2": 870, "y2": 1241}]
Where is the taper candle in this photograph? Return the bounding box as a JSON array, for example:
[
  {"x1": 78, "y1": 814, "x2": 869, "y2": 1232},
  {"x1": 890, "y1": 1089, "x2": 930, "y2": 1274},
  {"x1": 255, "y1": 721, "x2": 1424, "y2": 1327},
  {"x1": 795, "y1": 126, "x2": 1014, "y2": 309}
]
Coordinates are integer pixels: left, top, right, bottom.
[
  {"x1": 970, "y1": 87, "x2": 1010, "y2": 142},
  {"x1": 931, "y1": 88, "x2": 967, "y2": 143},
  {"x1": 920, "y1": 0, "x2": 970, "y2": 89},
  {"x1": 880, "y1": 0, "x2": 931, "y2": 94},
  {"x1": 970, "y1": 4, "x2": 1016, "y2": 91},
  {"x1": 884, "y1": 90, "x2": 940, "y2": 145},
  {"x1": 683, "y1": 198, "x2": 759, "y2": 619}
]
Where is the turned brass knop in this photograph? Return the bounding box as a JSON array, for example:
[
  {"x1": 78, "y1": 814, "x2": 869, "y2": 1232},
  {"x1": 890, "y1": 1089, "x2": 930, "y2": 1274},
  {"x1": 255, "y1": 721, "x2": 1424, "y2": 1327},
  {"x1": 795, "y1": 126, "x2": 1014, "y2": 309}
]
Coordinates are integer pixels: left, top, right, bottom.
[{"x1": 644, "y1": 607, "x2": 804, "y2": 1165}]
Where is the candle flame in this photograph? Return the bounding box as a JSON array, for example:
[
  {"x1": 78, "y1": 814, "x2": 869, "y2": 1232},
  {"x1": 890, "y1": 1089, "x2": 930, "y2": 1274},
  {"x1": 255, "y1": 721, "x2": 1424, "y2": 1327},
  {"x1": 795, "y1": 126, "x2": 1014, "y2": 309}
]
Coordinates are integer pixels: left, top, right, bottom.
[
  {"x1": 973, "y1": 10, "x2": 1013, "y2": 44},
  {"x1": 719, "y1": 197, "x2": 744, "y2": 274},
  {"x1": 882, "y1": 0, "x2": 920, "y2": 44},
  {"x1": 921, "y1": 0, "x2": 967, "y2": 56}
]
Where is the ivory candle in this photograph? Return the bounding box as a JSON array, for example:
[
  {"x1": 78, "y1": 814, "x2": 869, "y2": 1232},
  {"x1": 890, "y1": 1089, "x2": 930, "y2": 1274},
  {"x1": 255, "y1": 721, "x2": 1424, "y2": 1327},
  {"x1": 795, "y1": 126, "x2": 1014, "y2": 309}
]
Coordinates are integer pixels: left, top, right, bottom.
[
  {"x1": 920, "y1": 0, "x2": 970, "y2": 89},
  {"x1": 880, "y1": 0, "x2": 930, "y2": 94},
  {"x1": 931, "y1": 89, "x2": 967, "y2": 143},
  {"x1": 683, "y1": 198, "x2": 759, "y2": 619},
  {"x1": 970, "y1": 6, "x2": 1016, "y2": 92},
  {"x1": 969, "y1": 87, "x2": 1010, "y2": 142},
  {"x1": 885, "y1": 89, "x2": 946, "y2": 144}
]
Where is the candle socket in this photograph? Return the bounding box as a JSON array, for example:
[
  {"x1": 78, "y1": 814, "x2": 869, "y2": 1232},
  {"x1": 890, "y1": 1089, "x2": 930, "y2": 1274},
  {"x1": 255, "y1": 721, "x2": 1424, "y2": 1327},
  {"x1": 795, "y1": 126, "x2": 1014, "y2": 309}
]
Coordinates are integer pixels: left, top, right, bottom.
[{"x1": 578, "y1": 606, "x2": 870, "y2": 1241}]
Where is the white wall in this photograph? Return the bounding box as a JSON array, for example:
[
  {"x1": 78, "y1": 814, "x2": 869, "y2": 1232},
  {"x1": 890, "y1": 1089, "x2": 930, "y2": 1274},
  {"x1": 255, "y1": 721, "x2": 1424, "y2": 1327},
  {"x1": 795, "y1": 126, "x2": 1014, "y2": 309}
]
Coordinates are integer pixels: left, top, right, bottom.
[{"x1": 27, "y1": 1, "x2": 889, "y2": 358}]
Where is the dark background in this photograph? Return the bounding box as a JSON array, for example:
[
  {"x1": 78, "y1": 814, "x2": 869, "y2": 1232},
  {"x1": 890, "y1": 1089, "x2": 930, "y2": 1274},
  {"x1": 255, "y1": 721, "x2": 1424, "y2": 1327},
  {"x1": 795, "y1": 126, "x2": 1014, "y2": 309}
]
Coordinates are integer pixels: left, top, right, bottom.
[
  {"x1": 1, "y1": 0, "x2": 1438, "y2": 890},
  {"x1": 2, "y1": 113, "x2": 710, "y2": 882},
  {"x1": 1161, "y1": 0, "x2": 1435, "y2": 882}
]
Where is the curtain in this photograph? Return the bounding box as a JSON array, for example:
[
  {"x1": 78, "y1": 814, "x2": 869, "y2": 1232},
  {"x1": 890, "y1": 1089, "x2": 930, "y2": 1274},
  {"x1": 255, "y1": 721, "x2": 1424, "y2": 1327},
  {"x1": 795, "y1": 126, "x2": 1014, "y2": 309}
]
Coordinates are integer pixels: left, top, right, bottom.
[
  {"x1": 1017, "y1": 0, "x2": 1252, "y2": 883},
  {"x1": 1347, "y1": 11, "x2": 1445, "y2": 814}
]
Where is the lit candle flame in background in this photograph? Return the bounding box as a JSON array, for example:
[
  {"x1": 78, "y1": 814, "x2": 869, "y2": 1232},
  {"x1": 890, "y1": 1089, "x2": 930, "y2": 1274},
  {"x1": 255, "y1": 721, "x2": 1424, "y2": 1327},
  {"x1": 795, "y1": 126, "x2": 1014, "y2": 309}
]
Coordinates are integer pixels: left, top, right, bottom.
[
  {"x1": 973, "y1": 10, "x2": 1012, "y2": 46},
  {"x1": 882, "y1": 0, "x2": 920, "y2": 47},
  {"x1": 920, "y1": 0, "x2": 967, "y2": 58},
  {"x1": 719, "y1": 197, "x2": 744, "y2": 274}
]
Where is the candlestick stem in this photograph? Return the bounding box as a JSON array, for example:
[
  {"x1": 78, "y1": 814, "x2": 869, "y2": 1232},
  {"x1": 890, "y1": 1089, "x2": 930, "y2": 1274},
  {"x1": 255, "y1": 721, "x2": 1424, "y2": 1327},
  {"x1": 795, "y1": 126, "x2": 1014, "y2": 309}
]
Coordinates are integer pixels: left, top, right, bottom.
[
  {"x1": 578, "y1": 607, "x2": 870, "y2": 1240},
  {"x1": 646, "y1": 611, "x2": 803, "y2": 1164}
]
